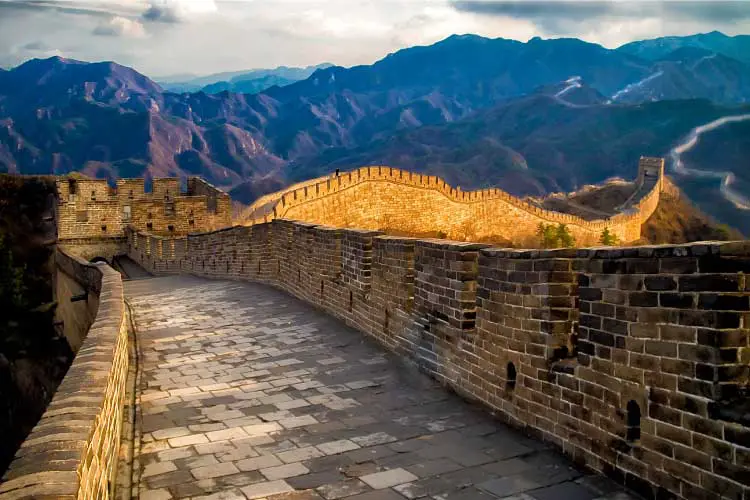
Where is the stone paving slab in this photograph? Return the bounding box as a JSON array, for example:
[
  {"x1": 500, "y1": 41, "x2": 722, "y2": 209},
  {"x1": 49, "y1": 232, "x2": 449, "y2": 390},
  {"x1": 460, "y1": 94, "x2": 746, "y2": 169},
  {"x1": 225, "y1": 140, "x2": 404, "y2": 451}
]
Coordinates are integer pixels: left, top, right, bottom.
[{"x1": 125, "y1": 276, "x2": 641, "y2": 500}]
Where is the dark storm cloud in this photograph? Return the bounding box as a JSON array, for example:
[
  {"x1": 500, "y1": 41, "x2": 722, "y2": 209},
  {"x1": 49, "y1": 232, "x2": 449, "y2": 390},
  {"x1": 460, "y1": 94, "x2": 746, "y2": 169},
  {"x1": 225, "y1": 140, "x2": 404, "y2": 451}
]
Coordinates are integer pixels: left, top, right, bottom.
[
  {"x1": 450, "y1": 1, "x2": 750, "y2": 30},
  {"x1": 142, "y1": 4, "x2": 182, "y2": 23}
]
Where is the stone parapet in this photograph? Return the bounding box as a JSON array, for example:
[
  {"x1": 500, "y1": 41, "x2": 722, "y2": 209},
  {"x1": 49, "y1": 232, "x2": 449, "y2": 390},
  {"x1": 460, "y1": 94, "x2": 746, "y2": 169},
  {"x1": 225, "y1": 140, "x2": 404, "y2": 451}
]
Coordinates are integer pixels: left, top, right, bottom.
[
  {"x1": 0, "y1": 248, "x2": 128, "y2": 499},
  {"x1": 126, "y1": 220, "x2": 750, "y2": 500}
]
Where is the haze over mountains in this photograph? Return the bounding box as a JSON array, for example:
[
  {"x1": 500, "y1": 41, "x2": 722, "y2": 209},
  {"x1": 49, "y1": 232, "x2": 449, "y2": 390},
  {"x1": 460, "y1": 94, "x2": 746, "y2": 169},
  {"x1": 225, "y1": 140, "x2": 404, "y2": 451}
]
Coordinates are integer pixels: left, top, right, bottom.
[
  {"x1": 158, "y1": 64, "x2": 334, "y2": 94},
  {"x1": 0, "y1": 31, "x2": 749, "y2": 234}
]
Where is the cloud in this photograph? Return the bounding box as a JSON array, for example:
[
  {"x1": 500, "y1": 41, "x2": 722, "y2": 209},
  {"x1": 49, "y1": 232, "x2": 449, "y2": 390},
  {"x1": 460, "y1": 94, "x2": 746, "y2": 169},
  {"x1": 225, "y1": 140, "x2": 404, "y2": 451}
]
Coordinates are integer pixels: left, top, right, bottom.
[
  {"x1": 450, "y1": 1, "x2": 750, "y2": 30},
  {"x1": 392, "y1": 4, "x2": 535, "y2": 48},
  {"x1": 142, "y1": 0, "x2": 217, "y2": 23},
  {"x1": 0, "y1": 0, "x2": 138, "y2": 19},
  {"x1": 452, "y1": 0, "x2": 613, "y2": 20},
  {"x1": 93, "y1": 16, "x2": 147, "y2": 37},
  {"x1": 448, "y1": 0, "x2": 750, "y2": 47},
  {"x1": 263, "y1": 8, "x2": 392, "y2": 40},
  {"x1": 21, "y1": 40, "x2": 50, "y2": 50},
  {"x1": 2, "y1": 0, "x2": 749, "y2": 77},
  {"x1": 10, "y1": 39, "x2": 62, "y2": 60},
  {"x1": 142, "y1": 4, "x2": 180, "y2": 22}
]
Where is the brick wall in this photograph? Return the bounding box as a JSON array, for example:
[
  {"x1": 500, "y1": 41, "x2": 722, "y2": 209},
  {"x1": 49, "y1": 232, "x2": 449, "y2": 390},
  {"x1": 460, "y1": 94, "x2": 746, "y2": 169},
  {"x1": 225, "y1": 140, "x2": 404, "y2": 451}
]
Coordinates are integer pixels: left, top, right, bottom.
[
  {"x1": 0, "y1": 248, "x2": 129, "y2": 499},
  {"x1": 242, "y1": 158, "x2": 666, "y2": 246},
  {"x1": 54, "y1": 250, "x2": 101, "y2": 352},
  {"x1": 56, "y1": 176, "x2": 231, "y2": 246},
  {"x1": 126, "y1": 221, "x2": 749, "y2": 500}
]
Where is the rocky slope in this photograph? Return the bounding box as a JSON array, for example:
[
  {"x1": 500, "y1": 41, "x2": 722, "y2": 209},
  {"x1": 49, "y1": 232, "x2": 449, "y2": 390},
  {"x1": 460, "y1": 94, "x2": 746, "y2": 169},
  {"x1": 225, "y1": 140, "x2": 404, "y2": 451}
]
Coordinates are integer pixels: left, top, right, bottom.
[{"x1": 0, "y1": 176, "x2": 72, "y2": 476}]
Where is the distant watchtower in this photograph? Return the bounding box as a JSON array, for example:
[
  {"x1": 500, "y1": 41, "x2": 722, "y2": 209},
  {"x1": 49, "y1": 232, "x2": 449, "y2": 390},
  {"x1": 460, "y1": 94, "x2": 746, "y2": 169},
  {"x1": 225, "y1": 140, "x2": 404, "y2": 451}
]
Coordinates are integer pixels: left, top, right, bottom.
[
  {"x1": 55, "y1": 176, "x2": 232, "y2": 260},
  {"x1": 636, "y1": 156, "x2": 665, "y2": 191}
]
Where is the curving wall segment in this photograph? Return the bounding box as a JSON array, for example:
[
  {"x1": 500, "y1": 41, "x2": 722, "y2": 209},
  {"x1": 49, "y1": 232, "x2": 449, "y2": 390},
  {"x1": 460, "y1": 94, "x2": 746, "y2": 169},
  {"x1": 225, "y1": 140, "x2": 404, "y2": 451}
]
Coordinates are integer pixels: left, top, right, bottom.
[
  {"x1": 0, "y1": 248, "x2": 128, "y2": 500},
  {"x1": 125, "y1": 220, "x2": 750, "y2": 500},
  {"x1": 242, "y1": 157, "x2": 666, "y2": 245}
]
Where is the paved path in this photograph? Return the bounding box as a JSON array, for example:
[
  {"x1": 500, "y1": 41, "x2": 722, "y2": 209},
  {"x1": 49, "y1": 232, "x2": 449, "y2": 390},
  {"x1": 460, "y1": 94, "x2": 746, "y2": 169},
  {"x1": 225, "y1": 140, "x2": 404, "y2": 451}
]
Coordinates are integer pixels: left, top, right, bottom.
[
  {"x1": 125, "y1": 276, "x2": 638, "y2": 500},
  {"x1": 113, "y1": 255, "x2": 153, "y2": 280}
]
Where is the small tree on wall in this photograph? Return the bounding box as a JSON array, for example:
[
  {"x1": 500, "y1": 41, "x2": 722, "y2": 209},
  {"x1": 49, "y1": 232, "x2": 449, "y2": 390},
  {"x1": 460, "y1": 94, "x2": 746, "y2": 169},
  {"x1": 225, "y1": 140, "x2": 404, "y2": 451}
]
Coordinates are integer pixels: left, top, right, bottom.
[
  {"x1": 537, "y1": 223, "x2": 576, "y2": 248},
  {"x1": 556, "y1": 223, "x2": 575, "y2": 247},
  {"x1": 537, "y1": 223, "x2": 557, "y2": 248},
  {"x1": 600, "y1": 228, "x2": 618, "y2": 246}
]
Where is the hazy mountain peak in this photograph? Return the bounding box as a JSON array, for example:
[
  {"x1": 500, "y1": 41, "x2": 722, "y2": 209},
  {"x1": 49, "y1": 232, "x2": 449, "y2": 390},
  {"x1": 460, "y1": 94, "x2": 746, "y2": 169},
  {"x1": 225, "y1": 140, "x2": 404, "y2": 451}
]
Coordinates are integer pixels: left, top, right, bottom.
[
  {"x1": 160, "y1": 63, "x2": 334, "y2": 94},
  {"x1": 441, "y1": 33, "x2": 488, "y2": 43},
  {"x1": 14, "y1": 55, "x2": 84, "y2": 74},
  {"x1": 701, "y1": 30, "x2": 729, "y2": 39}
]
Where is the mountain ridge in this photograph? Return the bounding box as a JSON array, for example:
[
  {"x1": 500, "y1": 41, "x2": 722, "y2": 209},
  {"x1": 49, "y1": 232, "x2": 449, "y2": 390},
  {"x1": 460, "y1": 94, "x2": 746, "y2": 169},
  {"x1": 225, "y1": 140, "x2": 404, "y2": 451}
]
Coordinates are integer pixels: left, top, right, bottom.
[
  {"x1": 0, "y1": 32, "x2": 748, "y2": 235},
  {"x1": 159, "y1": 63, "x2": 334, "y2": 94},
  {"x1": 618, "y1": 30, "x2": 750, "y2": 64}
]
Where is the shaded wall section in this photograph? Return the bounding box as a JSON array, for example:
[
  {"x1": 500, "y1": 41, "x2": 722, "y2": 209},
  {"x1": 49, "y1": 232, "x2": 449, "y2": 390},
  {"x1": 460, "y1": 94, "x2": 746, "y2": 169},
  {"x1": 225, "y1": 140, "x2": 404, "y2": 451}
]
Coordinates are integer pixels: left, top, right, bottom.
[
  {"x1": 0, "y1": 174, "x2": 71, "y2": 477},
  {"x1": 55, "y1": 246, "x2": 102, "y2": 352},
  {"x1": 0, "y1": 248, "x2": 128, "y2": 500}
]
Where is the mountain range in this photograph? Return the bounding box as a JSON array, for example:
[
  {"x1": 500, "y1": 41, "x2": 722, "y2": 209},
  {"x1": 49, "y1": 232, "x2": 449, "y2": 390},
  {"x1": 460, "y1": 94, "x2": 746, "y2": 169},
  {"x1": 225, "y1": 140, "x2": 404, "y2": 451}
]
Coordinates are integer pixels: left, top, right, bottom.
[
  {"x1": 0, "y1": 31, "x2": 749, "y2": 234},
  {"x1": 158, "y1": 64, "x2": 333, "y2": 94}
]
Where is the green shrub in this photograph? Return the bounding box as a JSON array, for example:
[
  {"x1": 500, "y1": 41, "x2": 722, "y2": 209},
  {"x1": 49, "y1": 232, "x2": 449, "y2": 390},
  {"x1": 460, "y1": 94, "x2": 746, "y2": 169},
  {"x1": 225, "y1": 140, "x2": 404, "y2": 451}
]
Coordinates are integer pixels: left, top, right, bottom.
[
  {"x1": 537, "y1": 223, "x2": 576, "y2": 248},
  {"x1": 557, "y1": 223, "x2": 575, "y2": 248},
  {"x1": 600, "y1": 228, "x2": 618, "y2": 246},
  {"x1": 714, "y1": 224, "x2": 732, "y2": 241}
]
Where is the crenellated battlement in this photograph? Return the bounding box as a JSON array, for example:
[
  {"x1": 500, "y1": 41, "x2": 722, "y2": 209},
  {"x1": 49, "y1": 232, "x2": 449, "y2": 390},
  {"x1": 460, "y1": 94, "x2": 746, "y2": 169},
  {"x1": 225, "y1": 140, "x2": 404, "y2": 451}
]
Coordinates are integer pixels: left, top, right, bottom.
[
  {"x1": 55, "y1": 176, "x2": 232, "y2": 259},
  {"x1": 241, "y1": 158, "x2": 666, "y2": 245}
]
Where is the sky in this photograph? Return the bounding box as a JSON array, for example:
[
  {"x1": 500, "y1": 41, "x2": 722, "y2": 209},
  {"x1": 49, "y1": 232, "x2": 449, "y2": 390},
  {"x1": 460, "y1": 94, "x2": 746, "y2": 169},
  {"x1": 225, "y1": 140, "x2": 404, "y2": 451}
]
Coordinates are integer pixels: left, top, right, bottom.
[{"x1": 1, "y1": 0, "x2": 749, "y2": 79}]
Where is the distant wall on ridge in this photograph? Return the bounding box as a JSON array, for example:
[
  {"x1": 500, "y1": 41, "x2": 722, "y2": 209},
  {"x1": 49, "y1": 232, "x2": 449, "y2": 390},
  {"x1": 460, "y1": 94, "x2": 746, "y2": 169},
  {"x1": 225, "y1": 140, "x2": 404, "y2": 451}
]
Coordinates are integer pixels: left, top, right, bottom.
[{"x1": 242, "y1": 157, "x2": 666, "y2": 246}]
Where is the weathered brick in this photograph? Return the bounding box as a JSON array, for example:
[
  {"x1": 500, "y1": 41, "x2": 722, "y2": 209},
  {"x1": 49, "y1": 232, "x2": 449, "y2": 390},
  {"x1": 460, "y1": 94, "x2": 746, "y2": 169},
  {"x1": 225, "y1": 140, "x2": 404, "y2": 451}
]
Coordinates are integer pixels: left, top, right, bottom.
[
  {"x1": 679, "y1": 275, "x2": 740, "y2": 293},
  {"x1": 698, "y1": 294, "x2": 750, "y2": 311},
  {"x1": 630, "y1": 292, "x2": 659, "y2": 307},
  {"x1": 659, "y1": 293, "x2": 695, "y2": 309},
  {"x1": 724, "y1": 425, "x2": 750, "y2": 448},
  {"x1": 644, "y1": 276, "x2": 677, "y2": 291}
]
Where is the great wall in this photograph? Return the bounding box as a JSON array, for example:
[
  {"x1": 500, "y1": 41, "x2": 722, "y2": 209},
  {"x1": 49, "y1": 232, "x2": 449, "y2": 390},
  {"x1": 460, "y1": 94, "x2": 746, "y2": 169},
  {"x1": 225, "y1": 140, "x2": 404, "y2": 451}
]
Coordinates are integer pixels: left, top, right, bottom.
[
  {"x1": 240, "y1": 158, "x2": 666, "y2": 246},
  {"x1": 1, "y1": 157, "x2": 748, "y2": 500}
]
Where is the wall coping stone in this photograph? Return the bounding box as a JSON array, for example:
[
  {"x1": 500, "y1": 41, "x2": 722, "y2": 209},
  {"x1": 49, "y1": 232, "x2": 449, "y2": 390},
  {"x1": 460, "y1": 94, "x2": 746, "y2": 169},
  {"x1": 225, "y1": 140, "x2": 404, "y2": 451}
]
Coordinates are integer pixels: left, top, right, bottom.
[
  {"x1": 416, "y1": 239, "x2": 493, "y2": 251},
  {"x1": 479, "y1": 240, "x2": 750, "y2": 259}
]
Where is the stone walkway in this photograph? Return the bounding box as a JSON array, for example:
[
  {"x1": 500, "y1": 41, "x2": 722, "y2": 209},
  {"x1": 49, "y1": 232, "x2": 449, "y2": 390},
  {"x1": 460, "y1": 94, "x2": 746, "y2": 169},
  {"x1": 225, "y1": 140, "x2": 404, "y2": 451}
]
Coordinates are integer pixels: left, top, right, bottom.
[{"x1": 125, "y1": 276, "x2": 639, "y2": 500}]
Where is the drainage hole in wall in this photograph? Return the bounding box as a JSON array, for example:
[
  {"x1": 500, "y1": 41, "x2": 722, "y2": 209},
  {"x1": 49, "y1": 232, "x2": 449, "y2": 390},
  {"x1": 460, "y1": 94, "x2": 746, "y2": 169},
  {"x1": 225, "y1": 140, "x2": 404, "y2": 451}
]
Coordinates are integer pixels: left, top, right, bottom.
[
  {"x1": 506, "y1": 362, "x2": 517, "y2": 390},
  {"x1": 626, "y1": 400, "x2": 641, "y2": 442}
]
